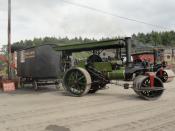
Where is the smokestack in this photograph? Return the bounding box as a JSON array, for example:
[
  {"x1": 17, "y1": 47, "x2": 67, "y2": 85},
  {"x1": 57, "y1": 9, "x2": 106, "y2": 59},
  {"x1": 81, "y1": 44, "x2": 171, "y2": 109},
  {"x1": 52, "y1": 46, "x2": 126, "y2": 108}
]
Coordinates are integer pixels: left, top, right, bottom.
[{"x1": 125, "y1": 37, "x2": 132, "y2": 64}]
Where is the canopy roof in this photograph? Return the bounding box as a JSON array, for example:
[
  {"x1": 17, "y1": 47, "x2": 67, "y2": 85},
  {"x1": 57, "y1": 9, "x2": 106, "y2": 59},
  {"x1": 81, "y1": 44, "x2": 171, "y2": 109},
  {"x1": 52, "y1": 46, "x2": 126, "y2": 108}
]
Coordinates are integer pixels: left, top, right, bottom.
[{"x1": 54, "y1": 39, "x2": 125, "y2": 52}]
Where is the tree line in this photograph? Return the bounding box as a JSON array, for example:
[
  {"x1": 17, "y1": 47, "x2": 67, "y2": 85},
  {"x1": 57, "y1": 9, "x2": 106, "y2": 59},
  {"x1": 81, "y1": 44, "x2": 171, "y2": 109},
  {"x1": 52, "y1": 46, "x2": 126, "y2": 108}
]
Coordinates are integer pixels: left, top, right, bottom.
[
  {"x1": 11, "y1": 37, "x2": 97, "y2": 51},
  {"x1": 133, "y1": 31, "x2": 175, "y2": 46},
  {"x1": 11, "y1": 31, "x2": 175, "y2": 51}
]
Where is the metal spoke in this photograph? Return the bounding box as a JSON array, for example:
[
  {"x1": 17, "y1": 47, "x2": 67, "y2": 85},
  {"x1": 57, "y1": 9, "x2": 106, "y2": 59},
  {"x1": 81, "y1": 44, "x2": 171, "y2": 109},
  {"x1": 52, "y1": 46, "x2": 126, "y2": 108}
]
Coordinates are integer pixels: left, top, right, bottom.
[{"x1": 78, "y1": 75, "x2": 85, "y2": 81}]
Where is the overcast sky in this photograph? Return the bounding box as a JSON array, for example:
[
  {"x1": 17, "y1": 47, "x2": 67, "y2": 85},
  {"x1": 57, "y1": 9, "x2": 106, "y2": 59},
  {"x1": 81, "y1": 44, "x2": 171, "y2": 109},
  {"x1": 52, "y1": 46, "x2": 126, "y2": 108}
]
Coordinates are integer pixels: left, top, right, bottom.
[{"x1": 0, "y1": 0, "x2": 174, "y2": 46}]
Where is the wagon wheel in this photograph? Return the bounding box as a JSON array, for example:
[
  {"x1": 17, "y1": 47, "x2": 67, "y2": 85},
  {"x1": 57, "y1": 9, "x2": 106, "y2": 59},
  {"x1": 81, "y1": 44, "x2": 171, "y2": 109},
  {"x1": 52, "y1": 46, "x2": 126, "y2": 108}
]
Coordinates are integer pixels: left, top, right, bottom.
[
  {"x1": 156, "y1": 70, "x2": 168, "y2": 82},
  {"x1": 134, "y1": 76, "x2": 164, "y2": 100},
  {"x1": 32, "y1": 81, "x2": 38, "y2": 91},
  {"x1": 20, "y1": 81, "x2": 24, "y2": 88},
  {"x1": 63, "y1": 67, "x2": 92, "y2": 96},
  {"x1": 55, "y1": 81, "x2": 61, "y2": 90},
  {"x1": 55, "y1": 84, "x2": 61, "y2": 90},
  {"x1": 19, "y1": 78, "x2": 24, "y2": 88}
]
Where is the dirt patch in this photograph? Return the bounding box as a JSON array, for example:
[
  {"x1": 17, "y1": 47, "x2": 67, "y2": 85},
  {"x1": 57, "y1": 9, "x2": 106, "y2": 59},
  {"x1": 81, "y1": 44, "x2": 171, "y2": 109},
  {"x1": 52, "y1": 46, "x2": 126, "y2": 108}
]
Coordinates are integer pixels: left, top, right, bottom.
[
  {"x1": 46, "y1": 125, "x2": 70, "y2": 131},
  {"x1": 0, "y1": 81, "x2": 175, "y2": 131}
]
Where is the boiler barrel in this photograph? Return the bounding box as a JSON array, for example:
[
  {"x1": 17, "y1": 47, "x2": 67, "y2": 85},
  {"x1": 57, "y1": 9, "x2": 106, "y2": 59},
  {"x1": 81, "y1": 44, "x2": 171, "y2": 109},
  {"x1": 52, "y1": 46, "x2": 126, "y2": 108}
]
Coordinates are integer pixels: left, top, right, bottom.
[{"x1": 107, "y1": 69, "x2": 125, "y2": 80}]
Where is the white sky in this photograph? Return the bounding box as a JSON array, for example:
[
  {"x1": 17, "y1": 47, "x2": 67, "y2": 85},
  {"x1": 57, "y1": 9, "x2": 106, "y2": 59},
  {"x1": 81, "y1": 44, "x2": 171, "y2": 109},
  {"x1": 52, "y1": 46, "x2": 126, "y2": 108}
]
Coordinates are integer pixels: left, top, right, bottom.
[{"x1": 0, "y1": 0, "x2": 174, "y2": 46}]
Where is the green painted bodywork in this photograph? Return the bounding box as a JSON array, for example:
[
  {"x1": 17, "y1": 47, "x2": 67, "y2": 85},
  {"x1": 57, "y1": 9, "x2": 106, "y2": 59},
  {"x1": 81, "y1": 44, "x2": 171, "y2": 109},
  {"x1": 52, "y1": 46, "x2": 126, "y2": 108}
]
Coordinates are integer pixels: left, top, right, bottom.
[
  {"x1": 76, "y1": 61, "x2": 125, "y2": 80},
  {"x1": 93, "y1": 62, "x2": 125, "y2": 80},
  {"x1": 93, "y1": 62, "x2": 112, "y2": 72},
  {"x1": 107, "y1": 69, "x2": 125, "y2": 80},
  {"x1": 77, "y1": 60, "x2": 86, "y2": 68}
]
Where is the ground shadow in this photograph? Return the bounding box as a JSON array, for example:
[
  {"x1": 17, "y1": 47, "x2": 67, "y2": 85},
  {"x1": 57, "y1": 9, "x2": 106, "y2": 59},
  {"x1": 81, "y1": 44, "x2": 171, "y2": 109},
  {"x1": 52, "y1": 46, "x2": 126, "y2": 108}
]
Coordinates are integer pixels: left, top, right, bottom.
[
  {"x1": 0, "y1": 85, "x2": 144, "y2": 101},
  {"x1": 88, "y1": 91, "x2": 143, "y2": 101},
  {"x1": 0, "y1": 85, "x2": 63, "y2": 95},
  {"x1": 60, "y1": 89, "x2": 144, "y2": 101},
  {"x1": 45, "y1": 125, "x2": 70, "y2": 131}
]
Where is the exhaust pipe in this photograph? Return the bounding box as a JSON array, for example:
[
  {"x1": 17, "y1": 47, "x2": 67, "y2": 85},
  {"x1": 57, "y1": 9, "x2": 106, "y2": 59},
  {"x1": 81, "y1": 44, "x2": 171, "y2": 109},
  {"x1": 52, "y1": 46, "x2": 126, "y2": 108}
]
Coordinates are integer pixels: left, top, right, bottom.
[{"x1": 125, "y1": 37, "x2": 132, "y2": 65}]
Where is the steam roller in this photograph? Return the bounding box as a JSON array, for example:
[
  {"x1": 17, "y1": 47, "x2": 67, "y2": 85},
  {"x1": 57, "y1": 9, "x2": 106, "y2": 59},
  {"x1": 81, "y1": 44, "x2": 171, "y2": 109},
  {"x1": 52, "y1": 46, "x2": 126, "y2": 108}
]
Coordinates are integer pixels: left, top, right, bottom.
[
  {"x1": 63, "y1": 65, "x2": 164, "y2": 100},
  {"x1": 62, "y1": 37, "x2": 164, "y2": 100}
]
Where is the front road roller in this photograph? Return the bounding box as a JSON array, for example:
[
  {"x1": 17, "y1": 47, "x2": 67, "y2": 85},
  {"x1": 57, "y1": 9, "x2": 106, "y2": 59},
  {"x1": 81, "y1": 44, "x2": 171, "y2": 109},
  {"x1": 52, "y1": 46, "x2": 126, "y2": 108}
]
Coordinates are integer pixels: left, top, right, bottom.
[
  {"x1": 156, "y1": 69, "x2": 175, "y2": 83},
  {"x1": 133, "y1": 74, "x2": 164, "y2": 100},
  {"x1": 63, "y1": 67, "x2": 92, "y2": 96}
]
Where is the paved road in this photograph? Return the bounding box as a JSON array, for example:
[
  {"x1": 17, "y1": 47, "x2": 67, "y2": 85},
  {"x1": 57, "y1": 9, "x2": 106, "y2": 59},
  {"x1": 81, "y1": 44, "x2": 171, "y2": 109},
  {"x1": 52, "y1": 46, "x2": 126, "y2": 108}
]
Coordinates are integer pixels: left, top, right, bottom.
[{"x1": 0, "y1": 80, "x2": 175, "y2": 131}]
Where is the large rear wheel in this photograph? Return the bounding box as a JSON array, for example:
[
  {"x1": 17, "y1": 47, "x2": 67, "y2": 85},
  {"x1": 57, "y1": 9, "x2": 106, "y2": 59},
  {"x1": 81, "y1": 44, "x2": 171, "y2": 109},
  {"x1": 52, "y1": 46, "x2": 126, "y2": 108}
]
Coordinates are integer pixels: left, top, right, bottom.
[{"x1": 63, "y1": 67, "x2": 92, "y2": 96}]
